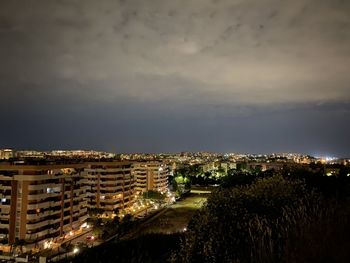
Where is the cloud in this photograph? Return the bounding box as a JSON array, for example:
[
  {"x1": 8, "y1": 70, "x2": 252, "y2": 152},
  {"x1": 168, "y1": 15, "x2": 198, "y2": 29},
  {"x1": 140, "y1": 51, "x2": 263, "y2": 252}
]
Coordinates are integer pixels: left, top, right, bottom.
[{"x1": 1, "y1": 0, "x2": 350, "y2": 107}]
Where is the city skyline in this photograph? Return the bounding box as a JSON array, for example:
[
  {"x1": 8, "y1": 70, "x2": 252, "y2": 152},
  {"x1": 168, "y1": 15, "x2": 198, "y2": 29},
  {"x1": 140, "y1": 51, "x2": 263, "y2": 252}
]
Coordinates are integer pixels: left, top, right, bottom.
[
  {"x1": 0, "y1": 148, "x2": 344, "y2": 161},
  {"x1": 1, "y1": 0, "x2": 350, "y2": 156}
]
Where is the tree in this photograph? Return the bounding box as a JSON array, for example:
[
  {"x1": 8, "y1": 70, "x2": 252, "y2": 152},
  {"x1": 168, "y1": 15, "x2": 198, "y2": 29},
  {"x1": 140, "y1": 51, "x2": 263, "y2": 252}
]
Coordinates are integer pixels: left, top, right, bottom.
[
  {"x1": 61, "y1": 242, "x2": 74, "y2": 253},
  {"x1": 174, "y1": 176, "x2": 321, "y2": 263},
  {"x1": 92, "y1": 225, "x2": 103, "y2": 239},
  {"x1": 216, "y1": 166, "x2": 226, "y2": 176},
  {"x1": 143, "y1": 190, "x2": 165, "y2": 200},
  {"x1": 88, "y1": 208, "x2": 104, "y2": 217},
  {"x1": 114, "y1": 207, "x2": 120, "y2": 216},
  {"x1": 221, "y1": 170, "x2": 255, "y2": 188},
  {"x1": 13, "y1": 238, "x2": 26, "y2": 254},
  {"x1": 169, "y1": 175, "x2": 179, "y2": 192}
]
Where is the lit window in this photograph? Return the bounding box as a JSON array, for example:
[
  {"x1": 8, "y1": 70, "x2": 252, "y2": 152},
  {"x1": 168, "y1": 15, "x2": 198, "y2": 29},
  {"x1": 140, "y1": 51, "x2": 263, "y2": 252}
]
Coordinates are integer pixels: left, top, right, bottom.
[{"x1": 47, "y1": 187, "x2": 61, "y2": 193}]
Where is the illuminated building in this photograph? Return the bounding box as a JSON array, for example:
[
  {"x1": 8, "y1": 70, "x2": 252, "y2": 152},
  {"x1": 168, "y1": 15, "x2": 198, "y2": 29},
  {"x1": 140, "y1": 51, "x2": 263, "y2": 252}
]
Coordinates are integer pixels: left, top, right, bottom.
[
  {"x1": 133, "y1": 161, "x2": 170, "y2": 194},
  {"x1": 0, "y1": 163, "x2": 88, "y2": 250},
  {"x1": 84, "y1": 161, "x2": 135, "y2": 216},
  {"x1": 0, "y1": 149, "x2": 15, "y2": 160}
]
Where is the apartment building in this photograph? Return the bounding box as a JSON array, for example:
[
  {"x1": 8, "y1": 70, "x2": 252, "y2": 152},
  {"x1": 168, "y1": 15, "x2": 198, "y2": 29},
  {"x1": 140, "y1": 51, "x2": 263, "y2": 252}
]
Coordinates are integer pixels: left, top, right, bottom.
[
  {"x1": 84, "y1": 161, "x2": 135, "y2": 216},
  {"x1": 133, "y1": 161, "x2": 170, "y2": 194},
  {"x1": 247, "y1": 162, "x2": 285, "y2": 171},
  {"x1": 0, "y1": 163, "x2": 88, "y2": 249},
  {"x1": 0, "y1": 149, "x2": 15, "y2": 160}
]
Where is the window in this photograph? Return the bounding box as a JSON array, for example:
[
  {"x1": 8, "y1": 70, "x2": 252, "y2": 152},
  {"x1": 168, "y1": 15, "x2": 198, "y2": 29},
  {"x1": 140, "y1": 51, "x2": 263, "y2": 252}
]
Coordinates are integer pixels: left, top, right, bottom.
[{"x1": 46, "y1": 186, "x2": 61, "y2": 193}]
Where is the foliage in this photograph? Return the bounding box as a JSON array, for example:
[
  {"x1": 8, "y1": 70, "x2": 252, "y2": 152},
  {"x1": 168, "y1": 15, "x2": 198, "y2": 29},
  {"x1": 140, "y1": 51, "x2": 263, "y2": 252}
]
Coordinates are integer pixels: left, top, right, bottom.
[
  {"x1": 143, "y1": 190, "x2": 166, "y2": 200},
  {"x1": 60, "y1": 242, "x2": 74, "y2": 253},
  {"x1": 66, "y1": 233, "x2": 182, "y2": 263},
  {"x1": 281, "y1": 166, "x2": 350, "y2": 201},
  {"x1": 220, "y1": 170, "x2": 256, "y2": 187},
  {"x1": 283, "y1": 202, "x2": 350, "y2": 263},
  {"x1": 216, "y1": 166, "x2": 226, "y2": 175},
  {"x1": 172, "y1": 175, "x2": 191, "y2": 196},
  {"x1": 88, "y1": 214, "x2": 135, "y2": 241},
  {"x1": 169, "y1": 175, "x2": 179, "y2": 192},
  {"x1": 174, "y1": 166, "x2": 199, "y2": 187},
  {"x1": 173, "y1": 175, "x2": 322, "y2": 263},
  {"x1": 191, "y1": 171, "x2": 221, "y2": 185},
  {"x1": 88, "y1": 208, "x2": 105, "y2": 217},
  {"x1": 92, "y1": 223, "x2": 103, "y2": 239},
  {"x1": 176, "y1": 165, "x2": 202, "y2": 178}
]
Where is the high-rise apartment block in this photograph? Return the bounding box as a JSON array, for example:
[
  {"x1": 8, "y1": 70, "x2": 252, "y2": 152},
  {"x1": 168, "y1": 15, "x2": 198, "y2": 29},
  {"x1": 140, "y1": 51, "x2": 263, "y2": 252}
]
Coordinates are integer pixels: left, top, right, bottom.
[
  {"x1": 0, "y1": 163, "x2": 88, "y2": 249},
  {"x1": 0, "y1": 159, "x2": 170, "y2": 252},
  {"x1": 133, "y1": 161, "x2": 170, "y2": 194},
  {"x1": 84, "y1": 162, "x2": 135, "y2": 216}
]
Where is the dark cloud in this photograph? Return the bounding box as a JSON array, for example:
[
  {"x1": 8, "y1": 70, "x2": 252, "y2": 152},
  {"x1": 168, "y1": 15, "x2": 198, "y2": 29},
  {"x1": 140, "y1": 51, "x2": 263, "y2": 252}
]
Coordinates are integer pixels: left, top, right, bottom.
[{"x1": 0, "y1": 0, "x2": 349, "y2": 156}]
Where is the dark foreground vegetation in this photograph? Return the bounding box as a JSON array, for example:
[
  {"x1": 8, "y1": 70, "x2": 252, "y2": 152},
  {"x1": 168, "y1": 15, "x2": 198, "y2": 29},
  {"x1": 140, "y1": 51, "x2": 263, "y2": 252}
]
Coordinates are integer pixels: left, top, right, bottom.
[
  {"x1": 67, "y1": 233, "x2": 181, "y2": 263},
  {"x1": 173, "y1": 168, "x2": 350, "y2": 263},
  {"x1": 68, "y1": 166, "x2": 350, "y2": 263}
]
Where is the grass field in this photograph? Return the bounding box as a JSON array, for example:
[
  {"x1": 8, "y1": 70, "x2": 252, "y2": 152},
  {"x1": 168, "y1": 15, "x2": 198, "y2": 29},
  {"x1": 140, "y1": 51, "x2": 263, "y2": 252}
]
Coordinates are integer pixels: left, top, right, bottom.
[
  {"x1": 139, "y1": 194, "x2": 208, "y2": 234},
  {"x1": 68, "y1": 194, "x2": 209, "y2": 263}
]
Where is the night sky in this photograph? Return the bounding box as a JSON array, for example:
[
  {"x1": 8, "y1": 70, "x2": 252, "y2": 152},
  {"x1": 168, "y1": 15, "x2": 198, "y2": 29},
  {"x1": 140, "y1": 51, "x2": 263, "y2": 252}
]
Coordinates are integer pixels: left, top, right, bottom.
[{"x1": 0, "y1": 0, "x2": 350, "y2": 156}]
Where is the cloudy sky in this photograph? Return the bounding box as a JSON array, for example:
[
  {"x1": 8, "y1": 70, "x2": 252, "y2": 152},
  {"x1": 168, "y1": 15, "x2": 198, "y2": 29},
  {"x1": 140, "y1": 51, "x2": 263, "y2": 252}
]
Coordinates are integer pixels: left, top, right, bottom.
[{"x1": 0, "y1": 0, "x2": 350, "y2": 156}]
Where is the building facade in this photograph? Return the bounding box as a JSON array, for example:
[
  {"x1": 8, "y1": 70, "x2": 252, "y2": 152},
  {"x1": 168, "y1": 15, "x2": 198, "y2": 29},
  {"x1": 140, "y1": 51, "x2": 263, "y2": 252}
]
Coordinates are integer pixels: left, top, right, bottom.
[
  {"x1": 133, "y1": 161, "x2": 170, "y2": 194},
  {"x1": 0, "y1": 149, "x2": 15, "y2": 160},
  {"x1": 84, "y1": 162, "x2": 135, "y2": 216},
  {"x1": 0, "y1": 163, "x2": 88, "y2": 249}
]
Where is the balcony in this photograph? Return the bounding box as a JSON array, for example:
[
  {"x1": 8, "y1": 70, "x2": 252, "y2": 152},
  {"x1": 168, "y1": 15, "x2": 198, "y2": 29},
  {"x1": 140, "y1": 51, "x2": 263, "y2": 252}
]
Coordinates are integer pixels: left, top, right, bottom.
[
  {"x1": 26, "y1": 219, "x2": 52, "y2": 230},
  {"x1": 27, "y1": 192, "x2": 60, "y2": 201},
  {"x1": 0, "y1": 223, "x2": 9, "y2": 229},
  {"x1": 27, "y1": 210, "x2": 60, "y2": 220},
  {"x1": 28, "y1": 183, "x2": 60, "y2": 191}
]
